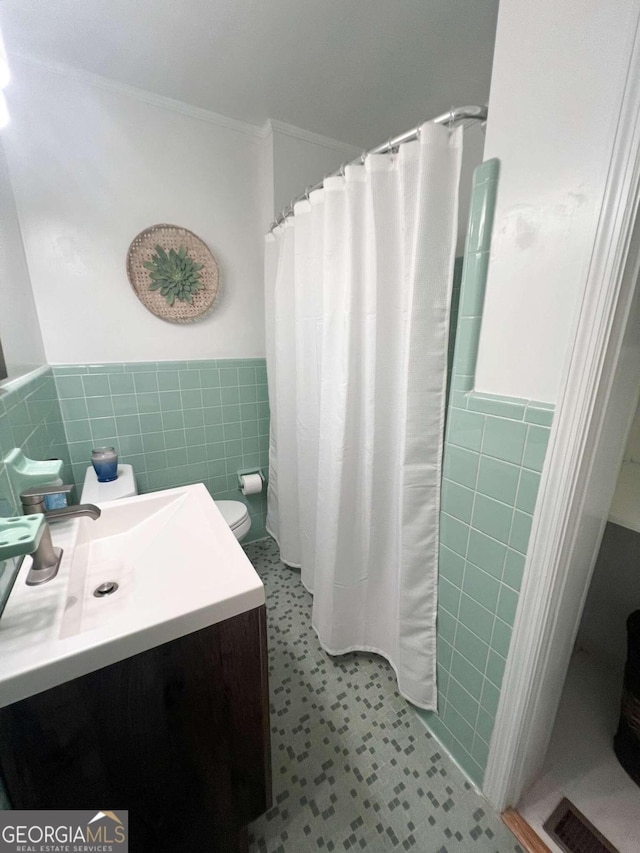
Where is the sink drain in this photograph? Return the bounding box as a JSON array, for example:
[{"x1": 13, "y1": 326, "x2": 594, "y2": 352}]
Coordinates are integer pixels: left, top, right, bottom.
[{"x1": 93, "y1": 581, "x2": 119, "y2": 598}]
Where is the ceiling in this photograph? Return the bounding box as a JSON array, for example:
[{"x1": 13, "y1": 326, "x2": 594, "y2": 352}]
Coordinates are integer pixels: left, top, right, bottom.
[{"x1": 0, "y1": 0, "x2": 498, "y2": 148}]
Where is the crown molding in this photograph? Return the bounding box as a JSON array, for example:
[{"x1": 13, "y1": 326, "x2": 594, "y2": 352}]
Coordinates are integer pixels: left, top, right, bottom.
[
  {"x1": 10, "y1": 53, "x2": 264, "y2": 139},
  {"x1": 266, "y1": 118, "x2": 361, "y2": 155},
  {"x1": 10, "y1": 54, "x2": 363, "y2": 153}
]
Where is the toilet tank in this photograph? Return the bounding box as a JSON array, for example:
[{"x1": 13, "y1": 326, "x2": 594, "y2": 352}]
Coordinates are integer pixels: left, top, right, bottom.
[{"x1": 80, "y1": 464, "x2": 138, "y2": 504}]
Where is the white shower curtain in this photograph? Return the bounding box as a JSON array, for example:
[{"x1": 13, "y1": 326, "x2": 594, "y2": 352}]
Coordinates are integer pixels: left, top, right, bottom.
[{"x1": 265, "y1": 122, "x2": 462, "y2": 709}]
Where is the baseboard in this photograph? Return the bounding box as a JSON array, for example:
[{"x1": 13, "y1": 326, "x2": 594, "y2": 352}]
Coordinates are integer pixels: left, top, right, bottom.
[{"x1": 502, "y1": 808, "x2": 552, "y2": 853}]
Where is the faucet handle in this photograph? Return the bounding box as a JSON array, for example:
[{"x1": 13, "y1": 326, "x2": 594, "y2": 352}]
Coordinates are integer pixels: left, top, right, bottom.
[{"x1": 20, "y1": 483, "x2": 75, "y2": 513}]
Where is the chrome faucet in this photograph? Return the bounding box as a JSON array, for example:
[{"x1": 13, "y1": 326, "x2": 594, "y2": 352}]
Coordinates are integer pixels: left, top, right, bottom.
[{"x1": 19, "y1": 484, "x2": 101, "y2": 586}]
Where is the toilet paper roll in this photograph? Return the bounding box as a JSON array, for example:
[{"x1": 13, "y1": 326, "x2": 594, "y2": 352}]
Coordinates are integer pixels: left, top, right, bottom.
[{"x1": 240, "y1": 472, "x2": 263, "y2": 496}]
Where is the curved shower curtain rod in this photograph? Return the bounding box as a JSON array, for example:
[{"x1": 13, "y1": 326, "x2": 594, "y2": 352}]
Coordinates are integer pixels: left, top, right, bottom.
[{"x1": 269, "y1": 104, "x2": 488, "y2": 231}]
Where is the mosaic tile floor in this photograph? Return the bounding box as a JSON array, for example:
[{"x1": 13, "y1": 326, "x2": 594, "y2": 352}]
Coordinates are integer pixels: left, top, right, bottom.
[{"x1": 245, "y1": 538, "x2": 522, "y2": 853}]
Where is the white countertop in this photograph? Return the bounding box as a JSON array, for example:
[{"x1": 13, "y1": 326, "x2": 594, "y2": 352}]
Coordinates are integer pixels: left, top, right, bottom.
[{"x1": 0, "y1": 484, "x2": 265, "y2": 708}]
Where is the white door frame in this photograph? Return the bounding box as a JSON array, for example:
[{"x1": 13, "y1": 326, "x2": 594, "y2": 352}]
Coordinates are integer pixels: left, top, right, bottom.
[{"x1": 483, "y1": 17, "x2": 640, "y2": 810}]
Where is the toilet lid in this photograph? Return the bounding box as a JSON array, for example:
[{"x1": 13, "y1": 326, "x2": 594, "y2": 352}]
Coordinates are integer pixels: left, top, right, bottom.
[{"x1": 217, "y1": 500, "x2": 249, "y2": 530}]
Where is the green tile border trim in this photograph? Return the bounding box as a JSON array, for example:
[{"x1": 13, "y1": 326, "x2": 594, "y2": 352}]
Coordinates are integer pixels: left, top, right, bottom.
[
  {"x1": 52, "y1": 358, "x2": 267, "y2": 375},
  {"x1": 466, "y1": 391, "x2": 554, "y2": 424},
  {"x1": 451, "y1": 157, "x2": 499, "y2": 389}
]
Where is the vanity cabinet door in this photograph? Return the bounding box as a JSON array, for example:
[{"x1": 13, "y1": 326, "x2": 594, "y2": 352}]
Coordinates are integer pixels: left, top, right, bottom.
[{"x1": 0, "y1": 605, "x2": 271, "y2": 853}]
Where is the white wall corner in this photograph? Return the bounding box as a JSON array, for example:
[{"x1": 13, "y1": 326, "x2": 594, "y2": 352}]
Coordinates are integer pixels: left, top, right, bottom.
[
  {"x1": 267, "y1": 118, "x2": 361, "y2": 156},
  {"x1": 259, "y1": 124, "x2": 276, "y2": 229}
]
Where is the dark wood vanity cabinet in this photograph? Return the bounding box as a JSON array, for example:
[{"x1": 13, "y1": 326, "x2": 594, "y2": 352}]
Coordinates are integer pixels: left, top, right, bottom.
[{"x1": 0, "y1": 605, "x2": 271, "y2": 853}]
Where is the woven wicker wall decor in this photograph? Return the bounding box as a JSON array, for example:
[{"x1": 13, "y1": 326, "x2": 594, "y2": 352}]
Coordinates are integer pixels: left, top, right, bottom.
[{"x1": 127, "y1": 224, "x2": 220, "y2": 324}]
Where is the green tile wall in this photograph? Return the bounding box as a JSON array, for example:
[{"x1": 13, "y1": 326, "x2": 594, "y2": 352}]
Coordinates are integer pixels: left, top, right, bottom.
[
  {"x1": 53, "y1": 359, "x2": 270, "y2": 542},
  {"x1": 415, "y1": 159, "x2": 555, "y2": 786},
  {"x1": 0, "y1": 368, "x2": 71, "y2": 609}
]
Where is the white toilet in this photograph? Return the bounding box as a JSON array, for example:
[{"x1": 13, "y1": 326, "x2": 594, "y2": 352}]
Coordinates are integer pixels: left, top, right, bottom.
[
  {"x1": 214, "y1": 500, "x2": 251, "y2": 541},
  {"x1": 80, "y1": 464, "x2": 251, "y2": 542}
]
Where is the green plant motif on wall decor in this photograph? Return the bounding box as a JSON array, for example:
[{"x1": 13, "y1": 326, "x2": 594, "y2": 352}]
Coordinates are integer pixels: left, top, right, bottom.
[{"x1": 143, "y1": 245, "x2": 204, "y2": 306}]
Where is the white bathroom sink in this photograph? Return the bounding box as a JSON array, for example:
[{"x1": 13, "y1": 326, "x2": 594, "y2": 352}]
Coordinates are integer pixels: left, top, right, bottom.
[{"x1": 0, "y1": 484, "x2": 265, "y2": 707}]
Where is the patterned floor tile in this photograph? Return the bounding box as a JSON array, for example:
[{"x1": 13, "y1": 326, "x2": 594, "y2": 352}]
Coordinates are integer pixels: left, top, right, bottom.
[{"x1": 246, "y1": 538, "x2": 522, "y2": 853}]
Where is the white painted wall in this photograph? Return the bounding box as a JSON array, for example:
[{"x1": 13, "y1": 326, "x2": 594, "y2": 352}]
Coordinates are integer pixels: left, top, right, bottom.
[
  {"x1": 4, "y1": 58, "x2": 485, "y2": 366},
  {"x1": 4, "y1": 60, "x2": 267, "y2": 363},
  {"x1": 475, "y1": 0, "x2": 640, "y2": 403},
  {"x1": 0, "y1": 142, "x2": 46, "y2": 381},
  {"x1": 259, "y1": 126, "x2": 275, "y2": 235},
  {"x1": 3, "y1": 61, "x2": 369, "y2": 364}
]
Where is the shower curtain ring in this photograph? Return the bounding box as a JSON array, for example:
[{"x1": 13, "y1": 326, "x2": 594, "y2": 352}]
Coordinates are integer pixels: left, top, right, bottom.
[
  {"x1": 360, "y1": 150, "x2": 367, "y2": 164},
  {"x1": 339, "y1": 162, "x2": 347, "y2": 177}
]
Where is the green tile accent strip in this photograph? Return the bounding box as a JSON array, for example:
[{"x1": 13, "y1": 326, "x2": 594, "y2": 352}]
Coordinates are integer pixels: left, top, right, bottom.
[
  {"x1": 414, "y1": 158, "x2": 555, "y2": 786},
  {"x1": 53, "y1": 359, "x2": 270, "y2": 543},
  {"x1": 0, "y1": 368, "x2": 72, "y2": 610}
]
